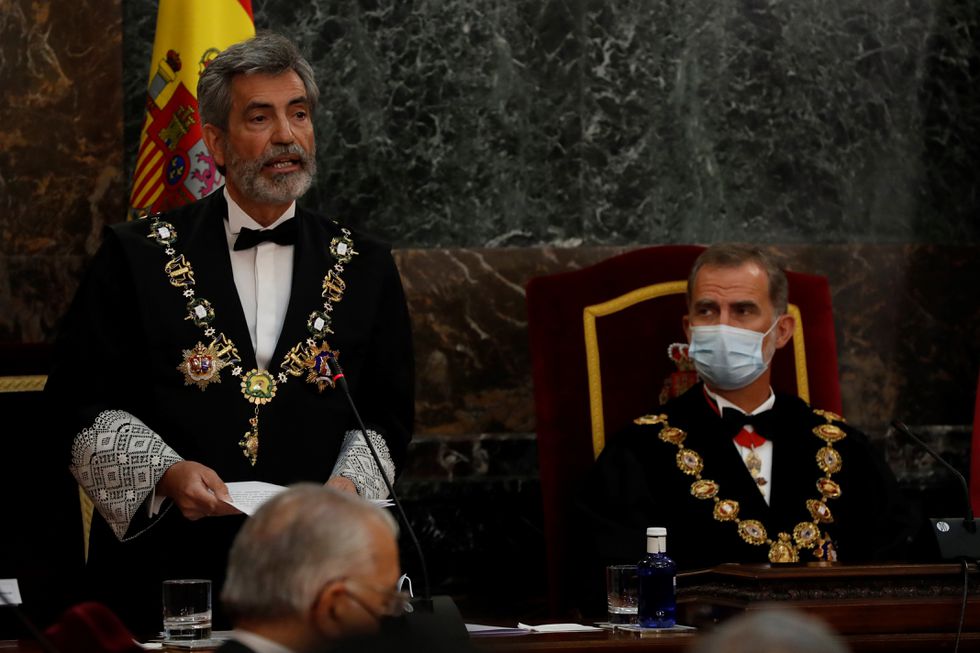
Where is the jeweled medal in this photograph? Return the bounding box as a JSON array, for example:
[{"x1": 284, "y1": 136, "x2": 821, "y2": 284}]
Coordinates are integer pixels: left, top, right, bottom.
[
  {"x1": 240, "y1": 415, "x2": 259, "y2": 466},
  {"x1": 745, "y1": 448, "x2": 767, "y2": 486},
  {"x1": 304, "y1": 343, "x2": 340, "y2": 392},
  {"x1": 177, "y1": 342, "x2": 226, "y2": 390},
  {"x1": 330, "y1": 231, "x2": 358, "y2": 264},
  {"x1": 238, "y1": 372, "x2": 276, "y2": 466},
  {"x1": 768, "y1": 533, "x2": 799, "y2": 563},
  {"x1": 241, "y1": 369, "x2": 277, "y2": 405}
]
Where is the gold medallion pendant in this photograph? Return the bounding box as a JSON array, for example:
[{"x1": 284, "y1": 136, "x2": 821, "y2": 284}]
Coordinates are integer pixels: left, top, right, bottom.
[
  {"x1": 177, "y1": 342, "x2": 226, "y2": 390},
  {"x1": 768, "y1": 533, "x2": 799, "y2": 563},
  {"x1": 241, "y1": 369, "x2": 277, "y2": 404},
  {"x1": 239, "y1": 416, "x2": 259, "y2": 466}
]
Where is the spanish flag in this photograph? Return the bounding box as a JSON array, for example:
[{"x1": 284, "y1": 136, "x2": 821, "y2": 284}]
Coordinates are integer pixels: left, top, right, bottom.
[{"x1": 129, "y1": 0, "x2": 254, "y2": 217}]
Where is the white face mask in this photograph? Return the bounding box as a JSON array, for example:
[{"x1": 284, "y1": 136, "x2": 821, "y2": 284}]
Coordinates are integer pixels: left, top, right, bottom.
[{"x1": 688, "y1": 319, "x2": 780, "y2": 390}]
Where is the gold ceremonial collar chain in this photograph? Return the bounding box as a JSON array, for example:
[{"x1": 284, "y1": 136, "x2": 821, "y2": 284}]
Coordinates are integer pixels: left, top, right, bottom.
[
  {"x1": 634, "y1": 407, "x2": 848, "y2": 563},
  {"x1": 145, "y1": 214, "x2": 359, "y2": 466}
]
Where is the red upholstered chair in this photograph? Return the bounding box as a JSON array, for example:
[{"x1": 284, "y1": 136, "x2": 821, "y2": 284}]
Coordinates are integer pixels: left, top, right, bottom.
[
  {"x1": 44, "y1": 602, "x2": 142, "y2": 653},
  {"x1": 526, "y1": 245, "x2": 843, "y2": 615},
  {"x1": 970, "y1": 372, "x2": 980, "y2": 515}
]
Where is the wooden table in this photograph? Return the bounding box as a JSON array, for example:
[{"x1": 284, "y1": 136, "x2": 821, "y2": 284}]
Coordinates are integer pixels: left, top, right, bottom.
[
  {"x1": 472, "y1": 629, "x2": 980, "y2": 652},
  {"x1": 5, "y1": 563, "x2": 980, "y2": 652},
  {"x1": 474, "y1": 562, "x2": 980, "y2": 652}
]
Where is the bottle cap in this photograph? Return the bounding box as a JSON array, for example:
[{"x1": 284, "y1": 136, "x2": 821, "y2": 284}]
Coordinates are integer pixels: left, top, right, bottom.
[{"x1": 646, "y1": 527, "x2": 667, "y2": 536}]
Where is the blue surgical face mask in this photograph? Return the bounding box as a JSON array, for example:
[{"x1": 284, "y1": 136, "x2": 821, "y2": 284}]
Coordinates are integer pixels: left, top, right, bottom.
[{"x1": 688, "y1": 319, "x2": 780, "y2": 391}]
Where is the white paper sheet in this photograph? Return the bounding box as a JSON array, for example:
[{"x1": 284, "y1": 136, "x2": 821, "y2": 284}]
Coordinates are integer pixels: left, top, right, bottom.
[
  {"x1": 465, "y1": 623, "x2": 530, "y2": 637},
  {"x1": 223, "y1": 481, "x2": 286, "y2": 515},
  {"x1": 517, "y1": 622, "x2": 604, "y2": 633},
  {"x1": 0, "y1": 579, "x2": 22, "y2": 606},
  {"x1": 223, "y1": 481, "x2": 393, "y2": 516}
]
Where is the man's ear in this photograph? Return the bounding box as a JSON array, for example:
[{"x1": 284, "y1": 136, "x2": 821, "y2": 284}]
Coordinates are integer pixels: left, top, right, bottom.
[
  {"x1": 310, "y1": 581, "x2": 348, "y2": 639},
  {"x1": 682, "y1": 314, "x2": 691, "y2": 342},
  {"x1": 773, "y1": 312, "x2": 796, "y2": 349},
  {"x1": 202, "y1": 124, "x2": 226, "y2": 169}
]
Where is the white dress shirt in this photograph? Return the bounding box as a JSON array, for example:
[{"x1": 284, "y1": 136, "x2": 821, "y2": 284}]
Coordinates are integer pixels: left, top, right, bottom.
[
  {"x1": 222, "y1": 187, "x2": 296, "y2": 371},
  {"x1": 705, "y1": 386, "x2": 776, "y2": 505}
]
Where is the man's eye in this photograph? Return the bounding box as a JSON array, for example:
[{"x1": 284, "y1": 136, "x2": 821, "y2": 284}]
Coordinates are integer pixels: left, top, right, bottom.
[
  {"x1": 250, "y1": 115, "x2": 266, "y2": 123},
  {"x1": 294, "y1": 111, "x2": 307, "y2": 120}
]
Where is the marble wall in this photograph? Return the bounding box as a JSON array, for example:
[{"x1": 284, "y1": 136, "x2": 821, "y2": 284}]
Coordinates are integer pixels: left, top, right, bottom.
[
  {"x1": 120, "y1": 0, "x2": 980, "y2": 248},
  {"x1": 1, "y1": 0, "x2": 979, "y2": 616},
  {"x1": 0, "y1": 0, "x2": 125, "y2": 343}
]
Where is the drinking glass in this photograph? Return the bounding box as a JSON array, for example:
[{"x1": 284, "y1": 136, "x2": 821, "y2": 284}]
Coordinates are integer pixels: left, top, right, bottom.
[
  {"x1": 162, "y1": 579, "x2": 211, "y2": 640},
  {"x1": 606, "y1": 564, "x2": 639, "y2": 624}
]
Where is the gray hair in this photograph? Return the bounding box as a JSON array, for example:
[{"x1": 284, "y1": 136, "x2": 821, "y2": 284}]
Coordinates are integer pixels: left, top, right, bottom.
[
  {"x1": 689, "y1": 609, "x2": 850, "y2": 653},
  {"x1": 221, "y1": 484, "x2": 398, "y2": 621},
  {"x1": 687, "y1": 243, "x2": 789, "y2": 315},
  {"x1": 198, "y1": 32, "x2": 319, "y2": 130}
]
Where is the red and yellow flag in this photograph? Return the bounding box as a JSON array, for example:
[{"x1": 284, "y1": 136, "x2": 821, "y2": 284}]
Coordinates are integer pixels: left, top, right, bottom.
[{"x1": 129, "y1": 0, "x2": 254, "y2": 217}]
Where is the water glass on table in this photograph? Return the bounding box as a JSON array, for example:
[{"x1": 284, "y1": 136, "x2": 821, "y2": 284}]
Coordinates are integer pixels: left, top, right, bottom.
[
  {"x1": 606, "y1": 564, "x2": 639, "y2": 624},
  {"x1": 162, "y1": 579, "x2": 212, "y2": 641}
]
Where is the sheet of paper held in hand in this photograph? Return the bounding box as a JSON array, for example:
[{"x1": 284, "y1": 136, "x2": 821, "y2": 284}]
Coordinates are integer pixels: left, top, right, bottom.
[{"x1": 223, "y1": 481, "x2": 393, "y2": 516}]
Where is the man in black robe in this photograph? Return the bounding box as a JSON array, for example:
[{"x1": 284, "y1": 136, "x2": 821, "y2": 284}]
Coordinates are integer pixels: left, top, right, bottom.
[
  {"x1": 46, "y1": 34, "x2": 414, "y2": 635},
  {"x1": 580, "y1": 244, "x2": 916, "y2": 573}
]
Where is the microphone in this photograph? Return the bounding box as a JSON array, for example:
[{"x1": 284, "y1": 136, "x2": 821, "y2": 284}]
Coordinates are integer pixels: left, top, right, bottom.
[
  {"x1": 326, "y1": 356, "x2": 467, "y2": 639},
  {"x1": 892, "y1": 420, "x2": 980, "y2": 560}
]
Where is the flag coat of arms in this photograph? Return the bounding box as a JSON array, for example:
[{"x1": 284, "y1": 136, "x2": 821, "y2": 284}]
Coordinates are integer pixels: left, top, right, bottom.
[{"x1": 129, "y1": 0, "x2": 254, "y2": 216}]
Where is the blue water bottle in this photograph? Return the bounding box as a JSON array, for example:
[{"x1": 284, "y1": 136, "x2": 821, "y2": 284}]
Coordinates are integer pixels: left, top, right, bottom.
[{"x1": 638, "y1": 527, "x2": 676, "y2": 628}]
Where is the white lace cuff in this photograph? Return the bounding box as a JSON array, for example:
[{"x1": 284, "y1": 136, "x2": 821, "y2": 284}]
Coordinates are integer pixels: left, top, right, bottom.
[
  {"x1": 330, "y1": 428, "x2": 395, "y2": 500},
  {"x1": 70, "y1": 410, "x2": 183, "y2": 540}
]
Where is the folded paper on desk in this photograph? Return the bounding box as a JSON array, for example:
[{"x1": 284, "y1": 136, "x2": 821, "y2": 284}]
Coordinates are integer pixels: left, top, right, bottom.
[
  {"x1": 465, "y1": 624, "x2": 530, "y2": 637},
  {"x1": 517, "y1": 623, "x2": 604, "y2": 633},
  {"x1": 224, "y1": 481, "x2": 393, "y2": 515},
  {"x1": 466, "y1": 623, "x2": 602, "y2": 636}
]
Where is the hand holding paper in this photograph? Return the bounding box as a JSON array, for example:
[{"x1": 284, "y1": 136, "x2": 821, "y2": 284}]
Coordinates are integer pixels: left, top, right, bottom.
[{"x1": 223, "y1": 481, "x2": 392, "y2": 516}]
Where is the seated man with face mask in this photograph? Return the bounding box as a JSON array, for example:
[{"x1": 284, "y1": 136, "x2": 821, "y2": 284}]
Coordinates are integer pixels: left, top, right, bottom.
[
  {"x1": 218, "y1": 484, "x2": 408, "y2": 653},
  {"x1": 579, "y1": 244, "x2": 918, "y2": 571}
]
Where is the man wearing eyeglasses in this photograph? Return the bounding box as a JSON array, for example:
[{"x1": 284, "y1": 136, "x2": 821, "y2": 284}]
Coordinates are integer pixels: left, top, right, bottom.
[{"x1": 219, "y1": 484, "x2": 411, "y2": 653}]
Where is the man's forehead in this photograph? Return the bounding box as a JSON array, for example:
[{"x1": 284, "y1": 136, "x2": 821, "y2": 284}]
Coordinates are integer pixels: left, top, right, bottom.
[
  {"x1": 691, "y1": 262, "x2": 770, "y2": 301},
  {"x1": 230, "y1": 70, "x2": 307, "y2": 105}
]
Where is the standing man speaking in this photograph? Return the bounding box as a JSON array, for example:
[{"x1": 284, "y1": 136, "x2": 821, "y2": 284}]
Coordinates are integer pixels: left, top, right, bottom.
[{"x1": 46, "y1": 33, "x2": 414, "y2": 635}]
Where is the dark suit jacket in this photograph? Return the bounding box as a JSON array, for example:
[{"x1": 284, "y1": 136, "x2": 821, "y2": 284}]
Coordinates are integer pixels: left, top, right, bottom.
[
  {"x1": 579, "y1": 383, "x2": 918, "y2": 575},
  {"x1": 46, "y1": 190, "x2": 414, "y2": 636}
]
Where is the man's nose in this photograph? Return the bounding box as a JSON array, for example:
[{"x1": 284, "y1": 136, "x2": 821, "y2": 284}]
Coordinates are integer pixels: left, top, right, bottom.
[{"x1": 272, "y1": 115, "x2": 295, "y2": 143}]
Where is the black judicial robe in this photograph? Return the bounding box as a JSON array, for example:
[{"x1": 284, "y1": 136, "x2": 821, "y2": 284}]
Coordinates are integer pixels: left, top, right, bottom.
[
  {"x1": 579, "y1": 383, "x2": 917, "y2": 573},
  {"x1": 46, "y1": 190, "x2": 414, "y2": 635}
]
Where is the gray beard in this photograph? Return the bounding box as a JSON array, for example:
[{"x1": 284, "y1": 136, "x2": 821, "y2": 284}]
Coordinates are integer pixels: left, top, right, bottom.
[{"x1": 226, "y1": 142, "x2": 316, "y2": 205}]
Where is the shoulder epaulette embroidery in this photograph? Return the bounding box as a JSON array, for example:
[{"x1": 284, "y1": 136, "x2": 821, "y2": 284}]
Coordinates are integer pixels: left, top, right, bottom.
[
  {"x1": 634, "y1": 413, "x2": 668, "y2": 426},
  {"x1": 813, "y1": 408, "x2": 846, "y2": 424}
]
